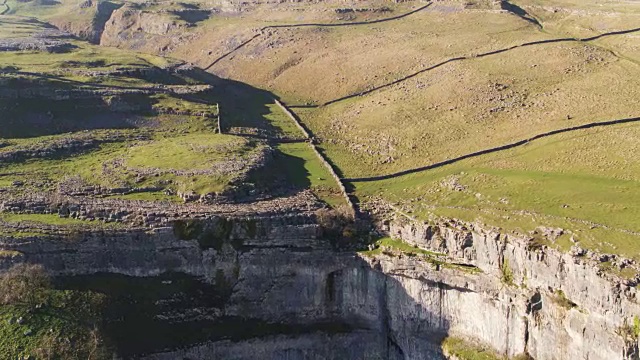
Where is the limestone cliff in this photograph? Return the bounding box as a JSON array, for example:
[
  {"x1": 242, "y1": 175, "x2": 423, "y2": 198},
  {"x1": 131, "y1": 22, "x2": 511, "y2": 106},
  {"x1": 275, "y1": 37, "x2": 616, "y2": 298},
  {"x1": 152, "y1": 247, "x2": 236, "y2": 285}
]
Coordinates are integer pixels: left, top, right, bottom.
[
  {"x1": 382, "y1": 219, "x2": 640, "y2": 359},
  {"x1": 1, "y1": 212, "x2": 637, "y2": 359}
]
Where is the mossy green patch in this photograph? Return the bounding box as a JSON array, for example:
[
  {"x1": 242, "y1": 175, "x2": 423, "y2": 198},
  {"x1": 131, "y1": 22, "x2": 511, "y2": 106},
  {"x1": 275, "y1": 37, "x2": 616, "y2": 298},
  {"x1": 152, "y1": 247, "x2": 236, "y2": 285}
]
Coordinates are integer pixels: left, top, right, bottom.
[
  {"x1": 0, "y1": 265, "x2": 109, "y2": 359},
  {"x1": 125, "y1": 134, "x2": 252, "y2": 170},
  {"x1": 441, "y1": 336, "x2": 506, "y2": 360},
  {"x1": 501, "y1": 259, "x2": 515, "y2": 286},
  {"x1": 359, "y1": 237, "x2": 480, "y2": 274},
  {"x1": 0, "y1": 250, "x2": 22, "y2": 258},
  {"x1": 173, "y1": 219, "x2": 205, "y2": 241},
  {"x1": 551, "y1": 289, "x2": 577, "y2": 310}
]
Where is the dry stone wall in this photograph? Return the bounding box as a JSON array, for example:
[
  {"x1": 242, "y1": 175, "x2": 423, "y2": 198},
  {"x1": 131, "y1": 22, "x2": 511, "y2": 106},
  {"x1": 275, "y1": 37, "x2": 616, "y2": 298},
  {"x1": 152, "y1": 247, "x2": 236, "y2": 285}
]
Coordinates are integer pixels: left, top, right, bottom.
[{"x1": 275, "y1": 99, "x2": 357, "y2": 217}]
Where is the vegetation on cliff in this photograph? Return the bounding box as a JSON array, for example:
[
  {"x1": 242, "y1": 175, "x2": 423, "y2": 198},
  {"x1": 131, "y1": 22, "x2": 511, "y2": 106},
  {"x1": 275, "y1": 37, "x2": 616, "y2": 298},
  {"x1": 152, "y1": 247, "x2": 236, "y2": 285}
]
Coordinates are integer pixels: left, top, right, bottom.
[{"x1": 0, "y1": 264, "x2": 109, "y2": 359}]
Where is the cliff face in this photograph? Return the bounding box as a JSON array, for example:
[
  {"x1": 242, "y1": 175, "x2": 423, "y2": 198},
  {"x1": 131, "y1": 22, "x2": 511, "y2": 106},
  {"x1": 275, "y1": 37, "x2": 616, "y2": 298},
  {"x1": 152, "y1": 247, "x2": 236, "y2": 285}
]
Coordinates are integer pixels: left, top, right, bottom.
[
  {"x1": 386, "y1": 220, "x2": 640, "y2": 360},
  {"x1": 48, "y1": 1, "x2": 123, "y2": 44},
  {"x1": 0, "y1": 216, "x2": 397, "y2": 358},
  {"x1": 1, "y1": 215, "x2": 637, "y2": 359}
]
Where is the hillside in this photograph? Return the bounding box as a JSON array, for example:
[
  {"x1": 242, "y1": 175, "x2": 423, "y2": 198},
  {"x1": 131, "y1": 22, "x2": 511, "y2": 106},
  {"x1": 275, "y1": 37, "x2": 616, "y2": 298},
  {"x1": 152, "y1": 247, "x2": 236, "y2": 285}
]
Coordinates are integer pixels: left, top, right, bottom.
[{"x1": 67, "y1": 0, "x2": 640, "y2": 262}]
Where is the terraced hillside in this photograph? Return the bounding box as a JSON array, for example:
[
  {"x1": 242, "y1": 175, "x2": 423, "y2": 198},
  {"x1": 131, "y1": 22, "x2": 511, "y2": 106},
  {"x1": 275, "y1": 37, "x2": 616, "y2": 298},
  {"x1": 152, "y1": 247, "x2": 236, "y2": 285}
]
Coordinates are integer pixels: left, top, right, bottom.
[{"x1": 0, "y1": 15, "x2": 348, "y2": 206}]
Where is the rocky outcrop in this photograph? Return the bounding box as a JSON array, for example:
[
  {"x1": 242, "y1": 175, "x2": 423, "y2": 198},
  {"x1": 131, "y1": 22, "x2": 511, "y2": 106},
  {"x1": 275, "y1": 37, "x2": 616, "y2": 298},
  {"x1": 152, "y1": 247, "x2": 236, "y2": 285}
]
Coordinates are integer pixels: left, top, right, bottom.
[
  {"x1": 0, "y1": 132, "x2": 137, "y2": 163},
  {"x1": 387, "y1": 218, "x2": 640, "y2": 360},
  {"x1": 143, "y1": 331, "x2": 390, "y2": 360},
  {"x1": 0, "y1": 38, "x2": 76, "y2": 53},
  {"x1": 0, "y1": 215, "x2": 399, "y2": 359},
  {"x1": 0, "y1": 190, "x2": 320, "y2": 227},
  {"x1": 49, "y1": 0, "x2": 123, "y2": 43},
  {"x1": 100, "y1": 6, "x2": 194, "y2": 52},
  {"x1": 1, "y1": 205, "x2": 637, "y2": 359}
]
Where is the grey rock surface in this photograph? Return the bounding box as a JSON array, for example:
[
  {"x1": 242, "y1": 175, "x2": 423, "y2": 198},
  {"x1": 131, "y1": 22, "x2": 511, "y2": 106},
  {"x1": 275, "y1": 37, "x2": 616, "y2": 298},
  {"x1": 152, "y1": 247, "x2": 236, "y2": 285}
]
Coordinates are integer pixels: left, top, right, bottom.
[{"x1": 1, "y1": 214, "x2": 637, "y2": 359}]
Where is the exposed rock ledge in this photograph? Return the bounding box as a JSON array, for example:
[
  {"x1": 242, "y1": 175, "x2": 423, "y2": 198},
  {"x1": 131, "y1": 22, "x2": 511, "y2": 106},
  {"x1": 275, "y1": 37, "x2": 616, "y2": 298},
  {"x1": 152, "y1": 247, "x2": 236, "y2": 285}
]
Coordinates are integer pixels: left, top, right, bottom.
[
  {"x1": 0, "y1": 213, "x2": 638, "y2": 359},
  {"x1": 384, "y1": 218, "x2": 640, "y2": 359}
]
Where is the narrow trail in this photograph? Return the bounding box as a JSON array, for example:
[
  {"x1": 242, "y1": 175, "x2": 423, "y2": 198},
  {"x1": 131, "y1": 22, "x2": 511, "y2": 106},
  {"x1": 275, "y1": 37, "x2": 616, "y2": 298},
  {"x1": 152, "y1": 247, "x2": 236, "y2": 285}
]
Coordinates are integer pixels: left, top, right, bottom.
[
  {"x1": 342, "y1": 116, "x2": 640, "y2": 182},
  {"x1": 289, "y1": 26, "x2": 640, "y2": 108},
  {"x1": 204, "y1": 3, "x2": 433, "y2": 70}
]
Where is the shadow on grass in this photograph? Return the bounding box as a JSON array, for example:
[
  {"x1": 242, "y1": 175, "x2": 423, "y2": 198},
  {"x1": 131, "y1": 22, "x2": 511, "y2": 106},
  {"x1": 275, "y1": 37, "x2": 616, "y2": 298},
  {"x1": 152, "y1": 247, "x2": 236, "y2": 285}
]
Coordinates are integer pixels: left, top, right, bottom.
[
  {"x1": 0, "y1": 97, "x2": 142, "y2": 138},
  {"x1": 500, "y1": 0, "x2": 541, "y2": 28},
  {"x1": 246, "y1": 148, "x2": 313, "y2": 200},
  {"x1": 172, "y1": 9, "x2": 212, "y2": 24},
  {"x1": 1, "y1": 60, "x2": 326, "y2": 201},
  {"x1": 0, "y1": 68, "x2": 288, "y2": 138},
  {"x1": 183, "y1": 68, "x2": 302, "y2": 138}
]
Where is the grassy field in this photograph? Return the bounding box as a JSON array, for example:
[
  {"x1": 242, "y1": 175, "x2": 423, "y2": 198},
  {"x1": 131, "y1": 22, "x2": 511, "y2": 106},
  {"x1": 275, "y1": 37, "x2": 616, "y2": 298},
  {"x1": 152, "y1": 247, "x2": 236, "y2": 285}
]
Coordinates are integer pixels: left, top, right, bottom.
[
  {"x1": 0, "y1": 131, "x2": 265, "y2": 197},
  {"x1": 275, "y1": 142, "x2": 345, "y2": 207},
  {"x1": 0, "y1": 17, "x2": 263, "y2": 200},
  {"x1": 4, "y1": 0, "x2": 640, "y2": 257},
  {"x1": 0, "y1": 291, "x2": 107, "y2": 359},
  {"x1": 201, "y1": 6, "x2": 550, "y2": 105},
  {"x1": 355, "y1": 122, "x2": 640, "y2": 260},
  {"x1": 161, "y1": 0, "x2": 640, "y2": 259},
  {"x1": 0, "y1": 15, "x2": 347, "y2": 207},
  {"x1": 300, "y1": 39, "x2": 639, "y2": 178}
]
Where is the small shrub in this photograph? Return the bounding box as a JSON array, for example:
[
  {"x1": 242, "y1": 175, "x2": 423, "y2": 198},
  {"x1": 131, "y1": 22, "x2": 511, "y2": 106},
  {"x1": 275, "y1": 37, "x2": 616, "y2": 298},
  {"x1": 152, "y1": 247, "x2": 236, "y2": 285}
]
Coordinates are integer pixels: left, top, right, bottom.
[
  {"x1": 231, "y1": 236, "x2": 244, "y2": 251},
  {"x1": 552, "y1": 289, "x2": 577, "y2": 310},
  {"x1": 316, "y1": 206, "x2": 360, "y2": 249},
  {"x1": 173, "y1": 219, "x2": 204, "y2": 240},
  {"x1": 0, "y1": 263, "x2": 50, "y2": 307},
  {"x1": 342, "y1": 224, "x2": 356, "y2": 239},
  {"x1": 620, "y1": 316, "x2": 640, "y2": 340},
  {"x1": 195, "y1": 219, "x2": 234, "y2": 250},
  {"x1": 245, "y1": 219, "x2": 258, "y2": 239},
  {"x1": 215, "y1": 269, "x2": 232, "y2": 299},
  {"x1": 198, "y1": 227, "x2": 225, "y2": 251},
  {"x1": 501, "y1": 259, "x2": 514, "y2": 286},
  {"x1": 441, "y1": 336, "x2": 505, "y2": 360},
  {"x1": 513, "y1": 354, "x2": 534, "y2": 360}
]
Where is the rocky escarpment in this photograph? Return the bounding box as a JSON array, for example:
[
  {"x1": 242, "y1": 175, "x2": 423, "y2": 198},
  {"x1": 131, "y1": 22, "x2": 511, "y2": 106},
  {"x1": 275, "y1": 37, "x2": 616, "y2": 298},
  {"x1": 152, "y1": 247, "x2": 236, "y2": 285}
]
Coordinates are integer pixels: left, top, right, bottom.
[
  {"x1": 48, "y1": 0, "x2": 123, "y2": 44},
  {"x1": 1, "y1": 204, "x2": 638, "y2": 359},
  {"x1": 384, "y1": 218, "x2": 640, "y2": 360},
  {"x1": 100, "y1": 5, "x2": 197, "y2": 53},
  {"x1": 0, "y1": 38, "x2": 76, "y2": 53},
  {"x1": 0, "y1": 214, "x2": 397, "y2": 358}
]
